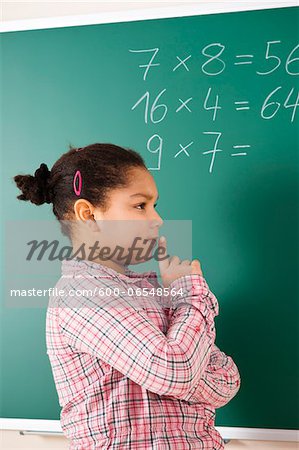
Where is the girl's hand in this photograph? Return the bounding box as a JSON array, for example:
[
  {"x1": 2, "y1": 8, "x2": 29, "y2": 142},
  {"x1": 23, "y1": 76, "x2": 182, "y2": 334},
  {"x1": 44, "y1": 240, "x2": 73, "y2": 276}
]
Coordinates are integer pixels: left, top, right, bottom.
[{"x1": 158, "y1": 236, "x2": 203, "y2": 288}]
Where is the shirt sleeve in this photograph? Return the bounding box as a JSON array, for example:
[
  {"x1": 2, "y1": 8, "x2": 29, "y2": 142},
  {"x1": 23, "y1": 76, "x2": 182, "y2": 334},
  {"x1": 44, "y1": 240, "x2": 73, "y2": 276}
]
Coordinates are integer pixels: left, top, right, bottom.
[
  {"x1": 171, "y1": 343, "x2": 241, "y2": 408},
  {"x1": 57, "y1": 273, "x2": 219, "y2": 401}
]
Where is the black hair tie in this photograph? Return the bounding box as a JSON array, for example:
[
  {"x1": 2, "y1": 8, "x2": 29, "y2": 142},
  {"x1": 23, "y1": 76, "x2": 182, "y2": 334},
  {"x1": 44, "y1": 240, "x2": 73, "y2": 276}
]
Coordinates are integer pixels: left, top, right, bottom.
[{"x1": 34, "y1": 163, "x2": 54, "y2": 204}]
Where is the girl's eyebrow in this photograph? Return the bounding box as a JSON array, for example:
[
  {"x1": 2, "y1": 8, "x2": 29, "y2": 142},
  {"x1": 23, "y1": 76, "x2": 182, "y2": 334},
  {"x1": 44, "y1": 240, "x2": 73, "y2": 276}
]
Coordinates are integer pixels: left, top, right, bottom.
[{"x1": 130, "y1": 193, "x2": 159, "y2": 201}]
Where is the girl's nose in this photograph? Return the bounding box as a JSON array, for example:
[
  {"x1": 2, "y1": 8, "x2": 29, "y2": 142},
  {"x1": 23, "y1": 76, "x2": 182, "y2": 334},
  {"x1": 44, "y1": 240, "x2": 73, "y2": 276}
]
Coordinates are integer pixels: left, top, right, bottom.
[{"x1": 151, "y1": 213, "x2": 163, "y2": 228}]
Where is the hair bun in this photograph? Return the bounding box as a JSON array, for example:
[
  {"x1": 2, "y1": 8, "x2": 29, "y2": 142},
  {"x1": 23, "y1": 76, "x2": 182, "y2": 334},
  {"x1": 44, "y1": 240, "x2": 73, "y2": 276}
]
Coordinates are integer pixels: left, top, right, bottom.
[{"x1": 14, "y1": 162, "x2": 54, "y2": 205}]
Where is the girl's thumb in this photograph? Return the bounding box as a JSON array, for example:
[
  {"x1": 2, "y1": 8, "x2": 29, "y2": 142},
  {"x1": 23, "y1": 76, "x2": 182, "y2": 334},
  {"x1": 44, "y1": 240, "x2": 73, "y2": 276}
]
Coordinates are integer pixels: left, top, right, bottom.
[{"x1": 191, "y1": 259, "x2": 202, "y2": 275}]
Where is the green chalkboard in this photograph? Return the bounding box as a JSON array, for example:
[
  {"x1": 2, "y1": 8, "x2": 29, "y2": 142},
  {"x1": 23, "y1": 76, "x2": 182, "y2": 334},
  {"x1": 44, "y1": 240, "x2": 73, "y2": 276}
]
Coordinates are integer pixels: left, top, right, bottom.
[{"x1": 1, "y1": 6, "x2": 298, "y2": 433}]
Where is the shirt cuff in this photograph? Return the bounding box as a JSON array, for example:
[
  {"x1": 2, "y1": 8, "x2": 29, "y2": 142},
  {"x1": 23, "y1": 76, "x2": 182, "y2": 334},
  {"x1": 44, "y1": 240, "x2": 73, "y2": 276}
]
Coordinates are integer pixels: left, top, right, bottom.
[{"x1": 168, "y1": 274, "x2": 219, "y2": 318}]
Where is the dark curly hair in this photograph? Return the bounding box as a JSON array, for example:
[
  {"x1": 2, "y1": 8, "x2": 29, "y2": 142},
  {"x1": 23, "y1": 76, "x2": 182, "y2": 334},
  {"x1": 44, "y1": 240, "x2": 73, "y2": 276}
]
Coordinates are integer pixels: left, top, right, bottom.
[{"x1": 13, "y1": 143, "x2": 147, "y2": 239}]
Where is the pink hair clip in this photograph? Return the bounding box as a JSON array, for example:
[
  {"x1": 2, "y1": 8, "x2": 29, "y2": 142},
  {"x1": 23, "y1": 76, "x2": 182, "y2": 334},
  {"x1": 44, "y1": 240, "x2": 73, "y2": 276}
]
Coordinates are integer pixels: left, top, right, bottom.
[{"x1": 73, "y1": 170, "x2": 82, "y2": 196}]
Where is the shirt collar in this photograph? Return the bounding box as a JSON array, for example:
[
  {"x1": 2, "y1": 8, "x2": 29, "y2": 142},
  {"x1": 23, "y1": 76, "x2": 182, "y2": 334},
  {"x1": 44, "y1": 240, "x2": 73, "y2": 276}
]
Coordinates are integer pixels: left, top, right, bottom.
[{"x1": 61, "y1": 257, "x2": 158, "y2": 284}]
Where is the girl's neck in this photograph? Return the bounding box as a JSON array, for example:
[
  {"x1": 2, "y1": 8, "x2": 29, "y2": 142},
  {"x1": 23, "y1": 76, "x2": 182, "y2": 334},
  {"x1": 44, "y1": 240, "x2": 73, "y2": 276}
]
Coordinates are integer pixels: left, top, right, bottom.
[{"x1": 71, "y1": 239, "x2": 127, "y2": 275}]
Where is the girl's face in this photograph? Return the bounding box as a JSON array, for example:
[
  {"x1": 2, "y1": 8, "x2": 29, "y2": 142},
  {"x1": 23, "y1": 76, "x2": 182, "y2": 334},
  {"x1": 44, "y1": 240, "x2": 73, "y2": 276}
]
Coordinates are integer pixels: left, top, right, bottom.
[{"x1": 89, "y1": 167, "x2": 163, "y2": 266}]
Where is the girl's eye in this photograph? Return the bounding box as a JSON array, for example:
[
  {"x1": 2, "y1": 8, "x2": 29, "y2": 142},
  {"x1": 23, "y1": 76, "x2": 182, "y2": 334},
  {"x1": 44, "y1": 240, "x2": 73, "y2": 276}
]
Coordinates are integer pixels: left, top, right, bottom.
[{"x1": 135, "y1": 203, "x2": 158, "y2": 210}]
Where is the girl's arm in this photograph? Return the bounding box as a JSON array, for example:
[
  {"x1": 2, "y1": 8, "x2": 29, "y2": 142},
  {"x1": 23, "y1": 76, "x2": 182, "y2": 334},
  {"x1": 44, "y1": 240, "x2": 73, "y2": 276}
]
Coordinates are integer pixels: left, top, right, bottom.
[
  {"x1": 57, "y1": 273, "x2": 218, "y2": 402},
  {"x1": 151, "y1": 275, "x2": 241, "y2": 408},
  {"x1": 167, "y1": 343, "x2": 241, "y2": 408}
]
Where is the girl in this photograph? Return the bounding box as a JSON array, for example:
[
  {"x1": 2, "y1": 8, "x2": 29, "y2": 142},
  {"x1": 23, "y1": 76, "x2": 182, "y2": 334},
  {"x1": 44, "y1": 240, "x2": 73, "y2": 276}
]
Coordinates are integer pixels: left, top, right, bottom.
[{"x1": 14, "y1": 143, "x2": 241, "y2": 450}]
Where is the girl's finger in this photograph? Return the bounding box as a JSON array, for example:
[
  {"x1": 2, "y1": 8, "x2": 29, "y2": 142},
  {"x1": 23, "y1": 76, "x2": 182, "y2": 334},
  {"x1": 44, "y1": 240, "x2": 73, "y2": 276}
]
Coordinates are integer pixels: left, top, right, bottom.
[
  {"x1": 191, "y1": 259, "x2": 202, "y2": 275},
  {"x1": 158, "y1": 236, "x2": 169, "y2": 273},
  {"x1": 181, "y1": 259, "x2": 191, "y2": 266},
  {"x1": 169, "y1": 255, "x2": 180, "y2": 266}
]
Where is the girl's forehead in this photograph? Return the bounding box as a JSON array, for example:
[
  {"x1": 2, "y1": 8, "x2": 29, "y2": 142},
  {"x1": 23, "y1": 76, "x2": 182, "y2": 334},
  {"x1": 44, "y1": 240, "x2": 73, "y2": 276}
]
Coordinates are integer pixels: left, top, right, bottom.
[
  {"x1": 123, "y1": 172, "x2": 158, "y2": 196},
  {"x1": 105, "y1": 167, "x2": 158, "y2": 200},
  {"x1": 129, "y1": 167, "x2": 152, "y2": 183},
  {"x1": 112, "y1": 187, "x2": 159, "y2": 201}
]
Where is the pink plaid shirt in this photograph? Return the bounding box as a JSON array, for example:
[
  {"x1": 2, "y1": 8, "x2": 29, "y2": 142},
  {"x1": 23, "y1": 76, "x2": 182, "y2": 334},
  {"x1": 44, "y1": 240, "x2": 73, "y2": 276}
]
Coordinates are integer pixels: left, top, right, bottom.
[{"x1": 46, "y1": 258, "x2": 240, "y2": 449}]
